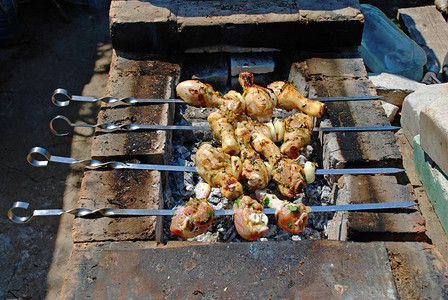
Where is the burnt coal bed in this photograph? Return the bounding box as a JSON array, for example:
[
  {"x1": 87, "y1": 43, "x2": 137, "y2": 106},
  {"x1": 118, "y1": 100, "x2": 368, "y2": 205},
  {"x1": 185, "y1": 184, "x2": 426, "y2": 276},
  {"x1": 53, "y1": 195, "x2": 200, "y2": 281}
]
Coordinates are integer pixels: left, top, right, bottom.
[{"x1": 163, "y1": 63, "x2": 334, "y2": 243}]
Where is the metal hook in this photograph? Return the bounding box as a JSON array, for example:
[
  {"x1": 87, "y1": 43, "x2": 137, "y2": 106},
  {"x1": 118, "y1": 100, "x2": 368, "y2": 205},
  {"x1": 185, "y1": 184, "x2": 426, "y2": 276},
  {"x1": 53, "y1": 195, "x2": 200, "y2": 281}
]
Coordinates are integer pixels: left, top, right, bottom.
[
  {"x1": 8, "y1": 202, "x2": 35, "y2": 223},
  {"x1": 51, "y1": 88, "x2": 72, "y2": 107},
  {"x1": 27, "y1": 147, "x2": 51, "y2": 167},
  {"x1": 50, "y1": 115, "x2": 73, "y2": 136}
]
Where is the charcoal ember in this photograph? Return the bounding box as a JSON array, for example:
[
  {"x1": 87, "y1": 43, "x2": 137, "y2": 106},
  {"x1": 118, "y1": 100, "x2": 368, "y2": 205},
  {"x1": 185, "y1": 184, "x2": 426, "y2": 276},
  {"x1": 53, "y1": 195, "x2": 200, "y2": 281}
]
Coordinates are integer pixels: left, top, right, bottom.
[
  {"x1": 263, "y1": 224, "x2": 278, "y2": 238},
  {"x1": 320, "y1": 185, "x2": 332, "y2": 205},
  {"x1": 302, "y1": 144, "x2": 314, "y2": 158},
  {"x1": 274, "y1": 231, "x2": 291, "y2": 241},
  {"x1": 223, "y1": 226, "x2": 237, "y2": 242},
  {"x1": 311, "y1": 212, "x2": 330, "y2": 231}
]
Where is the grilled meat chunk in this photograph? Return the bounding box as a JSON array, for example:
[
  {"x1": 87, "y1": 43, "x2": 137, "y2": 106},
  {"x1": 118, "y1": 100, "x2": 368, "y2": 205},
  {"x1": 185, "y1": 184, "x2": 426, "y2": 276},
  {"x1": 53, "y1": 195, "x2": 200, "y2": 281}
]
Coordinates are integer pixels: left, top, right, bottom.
[
  {"x1": 239, "y1": 72, "x2": 277, "y2": 122},
  {"x1": 170, "y1": 183, "x2": 214, "y2": 239},
  {"x1": 281, "y1": 113, "x2": 314, "y2": 159},
  {"x1": 233, "y1": 196, "x2": 268, "y2": 241},
  {"x1": 255, "y1": 190, "x2": 310, "y2": 235},
  {"x1": 195, "y1": 143, "x2": 243, "y2": 200},
  {"x1": 268, "y1": 81, "x2": 327, "y2": 118}
]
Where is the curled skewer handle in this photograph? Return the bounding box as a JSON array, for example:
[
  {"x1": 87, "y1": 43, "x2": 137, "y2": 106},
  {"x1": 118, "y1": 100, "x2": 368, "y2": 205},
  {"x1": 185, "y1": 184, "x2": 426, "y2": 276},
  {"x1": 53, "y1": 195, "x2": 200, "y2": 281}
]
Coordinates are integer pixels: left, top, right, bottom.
[
  {"x1": 27, "y1": 147, "x2": 52, "y2": 167},
  {"x1": 8, "y1": 201, "x2": 35, "y2": 223},
  {"x1": 50, "y1": 115, "x2": 74, "y2": 136},
  {"x1": 52, "y1": 88, "x2": 72, "y2": 107}
]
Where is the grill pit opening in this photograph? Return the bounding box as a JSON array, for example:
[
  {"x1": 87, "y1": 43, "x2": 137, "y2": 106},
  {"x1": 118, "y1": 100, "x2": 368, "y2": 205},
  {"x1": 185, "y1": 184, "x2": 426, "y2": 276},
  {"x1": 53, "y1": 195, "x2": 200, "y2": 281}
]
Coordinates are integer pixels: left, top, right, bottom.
[{"x1": 163, "y1": 53, "x2": 334, "y2": 243}]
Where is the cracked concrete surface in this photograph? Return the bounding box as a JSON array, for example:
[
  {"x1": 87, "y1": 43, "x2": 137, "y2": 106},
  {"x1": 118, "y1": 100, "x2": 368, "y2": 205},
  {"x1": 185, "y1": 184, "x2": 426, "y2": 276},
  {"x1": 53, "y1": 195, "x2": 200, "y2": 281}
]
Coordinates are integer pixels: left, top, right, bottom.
[{"x1": 0, "y1": 2, "x2": 111, "y2": 299}]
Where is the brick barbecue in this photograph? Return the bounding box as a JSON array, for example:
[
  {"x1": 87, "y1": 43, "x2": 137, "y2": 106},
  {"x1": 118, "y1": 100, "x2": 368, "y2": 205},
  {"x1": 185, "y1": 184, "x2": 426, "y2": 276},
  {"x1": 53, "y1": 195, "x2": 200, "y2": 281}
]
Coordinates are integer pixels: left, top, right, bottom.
[{"x1": 59, "y1": 1, "x2": 448, "y2": 299}]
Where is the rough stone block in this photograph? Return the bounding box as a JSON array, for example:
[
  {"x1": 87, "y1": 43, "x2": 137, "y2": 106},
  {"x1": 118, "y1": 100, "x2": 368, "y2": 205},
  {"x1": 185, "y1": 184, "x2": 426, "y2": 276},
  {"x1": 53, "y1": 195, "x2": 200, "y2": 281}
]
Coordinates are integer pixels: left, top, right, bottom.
[
  {"x1": 73, "y1": 169, "x2": 163, "y2": 243},
  {"x1": 290, "y1": 59, "x2": 402, "y2": 179},
  {"x1": 329, "y1": 175, "x2": 426, "y2": 242},
  {"x1": 386, "y1": 242, "x2": 448, "y2": 300},
  {"x1": 91, "y1": 52, "x2": 181, "y2": 162},
  {"x1": 420, "y1": 98, "x2": 448, "y2": 176},
  {"x1": 401, "y1": 82, "x2": 448, "y2": 144},
  {"x1": 368, "y1": 72, "x2": 425, "y2": 107},
  {"x1": 230, "y1": 53, "x2": 274, "y2": 76},
  {"x1": 381, "y1": 101, "x2": 399, "y2": 122},
  {"x1": 110, "y1": 0, "x2": 363, "y2": 53},
  {"x1": 413, "y1": 135, "x2": 448, "y2": 235},
  {"x1": 61, "y1": 240, "x2": 398, "y2": 299},
  {"x1": 306, "y1": 57, "x2": 368, "y2": 78}
]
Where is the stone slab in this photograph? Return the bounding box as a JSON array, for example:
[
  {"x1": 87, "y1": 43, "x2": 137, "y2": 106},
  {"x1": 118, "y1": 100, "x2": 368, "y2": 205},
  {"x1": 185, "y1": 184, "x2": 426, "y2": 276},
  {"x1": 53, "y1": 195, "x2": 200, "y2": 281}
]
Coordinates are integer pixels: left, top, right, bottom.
[
  {"x1": 328, "y1": 175, "x2": 426, "y2": 242},
  {"x1": 289, "y1": 58, "x2": 402, "y2": 183},
  {"x1": 420, "y1": 98, "x2": 448, "y2": 177},
  {"x1": 109, "y1": 0, "x2": 364, "y2": 53},
  {"x1": 73, "y1": 169, "x2": 164, "y2": 243},
  {"x1": 230, "y1": 53, "x2": 274, "y2": 76},
  {"x1": 91, "y1": 52, "x2": 181, "y2": 162},
  {"x1": 181, "y1": 53, "x2": 229, "y2": 91},
  {"x1": 73, "y1": 170, "x2": 163, "y2": 243},
  {"x1": 401, "y1": 83, "x2": 448, "y2": 144},
  {"x1": 413, "y1": 135, "x2": 448, "y2": 235},
  {"x1": 386, "y1": 242, "x2": 448, "y2": 299},
  {"x1": 368, "y1": 72, "x2": 425, "y2": 107},
  {"x1": 60, "y1": 240, "x2": 398, "y2": 299},
  {"x1": 398, "y1": 6, "x2": 448, "y2": 80}
]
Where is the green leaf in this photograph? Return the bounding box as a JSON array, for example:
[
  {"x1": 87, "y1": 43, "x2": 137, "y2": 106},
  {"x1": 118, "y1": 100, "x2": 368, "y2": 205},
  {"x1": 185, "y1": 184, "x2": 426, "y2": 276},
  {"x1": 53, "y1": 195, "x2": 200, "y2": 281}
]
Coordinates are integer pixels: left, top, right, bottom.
[
  {"x1": 287, "y1": 221, "x2": 293, "y2": 229},
  {"x1": 287, "y1": 205, "x2": 299, "y2": 212},
  {"x1": 263, "y1": 197, "x2": 270, "y2": 206}
]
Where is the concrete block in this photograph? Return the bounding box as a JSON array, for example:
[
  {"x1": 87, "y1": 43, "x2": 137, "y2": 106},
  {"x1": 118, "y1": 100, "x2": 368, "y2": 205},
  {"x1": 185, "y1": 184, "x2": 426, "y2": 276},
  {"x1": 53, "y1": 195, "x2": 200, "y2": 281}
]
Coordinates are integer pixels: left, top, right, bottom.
[
  {"x1": 110, "y1": 0, "x2": 363, "y2": 53},
  {"x1": 381, "y1": 101, "x2": 399, "y2": 122},
  {"x1": 91, "y1": 52, "x2": 181, "y2": 162},
  {"x1": 73, "y1": 169, "x2": 163, "y2": 243},
  {"x1": 401, "y1": 83, "x2": 448, "y2": 144},
  {"x1": 368, "y1": 72, "x2": 425, "y2": 107},
  {"x1": 386, "y1": 242, "x2": 448, "y2": 300},
  {"x1": 230, "y1": 53, "x2": 274, "y2": 76},
  {"x1": 288, "y1": 57, "x2": 403, "y2": 183},
  {"x1": 420, "y1": 97, "x2": 448, "y2": 176},
  {"x1": 331, "y1": 175, "x2": 426, "y2": 242},
  {"x1": 182, "y1": 54, "x2": 229, "y2": 91},
  {"x1": 413, "y1": 135, "x2": 448, "y2": 235},
  {"x1": 306, "y1": 58, "x2": 368, "y2": 78},
  {"x1": 61, "y1": 240, "x2": 398, "y2": 299}
]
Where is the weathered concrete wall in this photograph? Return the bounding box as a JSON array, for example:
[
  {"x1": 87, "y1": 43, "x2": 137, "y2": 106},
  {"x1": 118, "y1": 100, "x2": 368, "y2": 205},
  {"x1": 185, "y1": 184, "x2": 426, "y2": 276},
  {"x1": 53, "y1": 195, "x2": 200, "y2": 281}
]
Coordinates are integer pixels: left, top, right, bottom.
[{"x1": 109, "y1": 0, "x2": 364, "y2": 53}]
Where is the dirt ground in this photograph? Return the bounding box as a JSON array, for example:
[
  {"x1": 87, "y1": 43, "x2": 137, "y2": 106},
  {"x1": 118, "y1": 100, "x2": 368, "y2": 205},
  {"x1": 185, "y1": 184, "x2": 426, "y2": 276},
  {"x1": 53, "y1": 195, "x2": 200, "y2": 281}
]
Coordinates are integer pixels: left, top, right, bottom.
[
  {"x1": 1, "y1": 1, "x2": 447, "y2": 299},
  {"x1": 0, "y1": 1, "x2": 111, "y2": 299}
]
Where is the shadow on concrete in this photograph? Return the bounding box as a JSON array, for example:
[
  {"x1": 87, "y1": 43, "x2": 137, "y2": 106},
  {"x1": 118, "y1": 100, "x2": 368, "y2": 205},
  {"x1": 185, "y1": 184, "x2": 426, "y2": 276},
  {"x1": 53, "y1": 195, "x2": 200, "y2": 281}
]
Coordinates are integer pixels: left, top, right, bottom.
[{"x1": 0, "y1": 1, "x2": 111, "y2": 298}]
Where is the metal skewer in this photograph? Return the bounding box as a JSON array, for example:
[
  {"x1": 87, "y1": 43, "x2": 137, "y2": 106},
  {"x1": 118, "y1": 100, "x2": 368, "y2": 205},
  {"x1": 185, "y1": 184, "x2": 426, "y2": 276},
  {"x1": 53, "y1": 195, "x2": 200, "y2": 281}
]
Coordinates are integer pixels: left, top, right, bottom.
[
  {"x1": 8, "y1": 201, "x2": 418, "y2": 224},
  {"x1": 52, "y1": 88, "x2": 382, "y2": 107},
  {"x1": 50, "y1": 115, "x2": 400, "y2": 136},
  {"x1": 27, "y1": 147, "x2": 405, "y2": 175}
]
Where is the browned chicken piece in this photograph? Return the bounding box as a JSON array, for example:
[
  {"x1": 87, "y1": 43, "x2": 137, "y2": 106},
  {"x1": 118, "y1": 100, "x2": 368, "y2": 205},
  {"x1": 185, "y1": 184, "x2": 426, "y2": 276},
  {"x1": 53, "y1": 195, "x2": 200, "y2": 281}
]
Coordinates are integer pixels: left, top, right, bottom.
[
  {"x1": 281, "y1": 113, "x2": 314, "y2": 159},
  {"x1": 239, "y1": 72, "x2": 277, "y2": 122},
  {"x1": 170, "y1": 183, "x2": 214, "y2": 239},
  {"x1": 235, "y1": 127, "x2": 271, "y2": 190},
  {"x1": 272, "y1": 157, "x2": 307, "y2": 198},
  {"x1": 233, "y1": 196, "x2": 269, "y2": 241},
  {"x1": 267, "y1": 81, "x2": 327, "y2": 118},
  {"x1": 195, "y1": 143, "x2": 243, "y2": 200},
  {"x1": 208, "y1": 107, "x2": 240, "y2": 156},
  {"x1": 255, "y1": 190, "x2": 310, "y2": 234},
  {"x1": 176, "y1": 80, "x2": 245, "y2": 115},
  {"x1": 251, "y1": 132, "x2": 282, "y2": 167}
]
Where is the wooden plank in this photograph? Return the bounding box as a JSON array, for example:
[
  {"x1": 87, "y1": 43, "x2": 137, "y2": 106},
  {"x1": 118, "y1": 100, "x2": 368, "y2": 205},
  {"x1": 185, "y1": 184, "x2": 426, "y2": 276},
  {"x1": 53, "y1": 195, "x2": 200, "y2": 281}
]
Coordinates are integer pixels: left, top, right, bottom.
[{"x1": 398, "y1": 6, "x2": 448, "y2": 78}]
